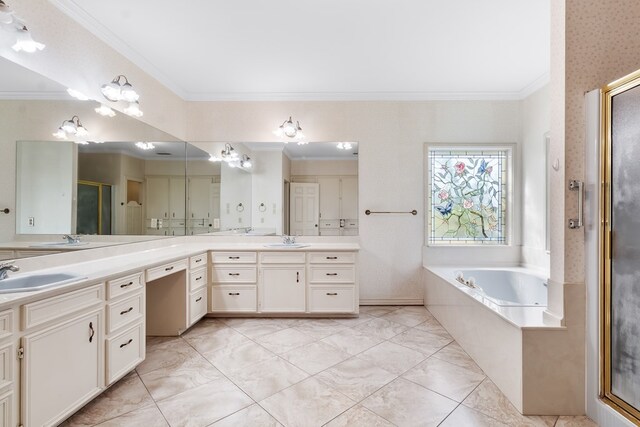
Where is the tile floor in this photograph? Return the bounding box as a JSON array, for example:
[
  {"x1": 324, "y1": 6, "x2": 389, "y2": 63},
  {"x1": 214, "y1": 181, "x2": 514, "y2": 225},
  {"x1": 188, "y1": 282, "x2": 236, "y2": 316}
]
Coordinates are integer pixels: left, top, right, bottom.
[{"x1": 62, "y1": 306, "x2": 599, "y2": 427}]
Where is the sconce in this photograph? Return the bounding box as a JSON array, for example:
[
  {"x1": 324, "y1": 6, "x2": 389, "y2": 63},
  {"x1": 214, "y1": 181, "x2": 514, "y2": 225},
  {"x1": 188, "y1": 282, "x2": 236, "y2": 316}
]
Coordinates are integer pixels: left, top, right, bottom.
[
  {"x1": 101, "y1": 74, "x2": 143, "y2": 117},
  {"x1": 209, "y1": 143, "x2": 239, "y2": 163},
  {"x1": 0, "y1": 2, "x2": 45, "y2": 53},
  {"x1": 274, "y1": 116, "x2": 307, "y2": 145},
  {"x1": 53, "y1": 116, "x2": 89, "y2": 139}
]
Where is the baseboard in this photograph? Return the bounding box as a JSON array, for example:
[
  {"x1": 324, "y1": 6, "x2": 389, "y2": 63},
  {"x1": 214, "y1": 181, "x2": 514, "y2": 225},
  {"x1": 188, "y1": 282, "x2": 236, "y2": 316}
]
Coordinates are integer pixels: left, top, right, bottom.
[{"x1": 360, "y1": 298, "x2": 424, "y2": 306}]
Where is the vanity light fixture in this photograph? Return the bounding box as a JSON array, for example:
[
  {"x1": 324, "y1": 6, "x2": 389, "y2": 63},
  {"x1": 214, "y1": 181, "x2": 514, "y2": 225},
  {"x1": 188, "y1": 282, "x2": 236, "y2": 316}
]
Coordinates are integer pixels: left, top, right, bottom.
[
  {"x1": 124, "y1": 100, "x2": 143, "y2": 118},
  {"x1": 95, "y1": 104, "x2": 116, "y2": 117},
  {"x1": 240, "y1": 154, "x2": 252, "y2": 168},
  {"x1": 274, "y1": 116, "x2": 306, "y2": 144},
  {"x1": 135, "y1": 142, "x2": 155, "y2": 150},
  {"x1": 11, "y1": 24, "x2": 45, "y2": 53},
  {"x1": 337, "y1": 142, "x2": 353, "y2": 150},
  {"x1": 66, "y1": 88, "x2": 90, "y2": 101},
  {"x1": 101, "y1": 75, "x2": 140, "y2": 102},
  {"x1": 208, "y1": 143, "x2": 243, "y2": 164},
  {"x1": 53, "y1": 116, "x2": 88, "y2": 139},
  {"x1": 0, "y1": 1, "x2": 14, "y2": 25}
]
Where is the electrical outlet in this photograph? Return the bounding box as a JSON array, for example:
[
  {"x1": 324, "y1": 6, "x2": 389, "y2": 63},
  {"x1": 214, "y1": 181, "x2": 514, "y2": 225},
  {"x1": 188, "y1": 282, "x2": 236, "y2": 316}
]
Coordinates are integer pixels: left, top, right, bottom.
[
  {"x1": 238, "y1": 217, "x2": 242, "y2": 223},
  {"x1": 261, "y1": 217, "x2": 265, "y2": 223},
  {"x1": 28, "y1": 217, "x2": 35, "y2": 227}
]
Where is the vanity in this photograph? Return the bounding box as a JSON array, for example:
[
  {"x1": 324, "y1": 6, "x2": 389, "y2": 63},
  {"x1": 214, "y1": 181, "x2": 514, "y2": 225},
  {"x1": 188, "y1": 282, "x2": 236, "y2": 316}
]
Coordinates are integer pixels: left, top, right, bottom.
[{"x1": 0, "y1": 241, "x2": 358, "y2": 426}]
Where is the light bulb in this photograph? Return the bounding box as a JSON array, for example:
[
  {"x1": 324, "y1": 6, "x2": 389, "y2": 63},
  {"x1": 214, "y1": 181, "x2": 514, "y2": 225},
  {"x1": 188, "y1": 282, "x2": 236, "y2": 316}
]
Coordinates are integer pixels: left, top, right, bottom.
[
  {"x1": 52, "y1": 128, "x2": 67, "y2": 139},
  {"x1": 120, "y1": 82, "x2": 139, "y2": 102},
  {"x1": 0, "y1": 1, "x2": 14, "y2": 25},
  {"x1": 67, "y1": 88, "x2": 90, "y2": 101},
  {"x1": 61, "y1": 120, "x2": 77, "y2": 134},
  {"x1": 294, "y1": 130, "x2": 305, "y2": 142},
  {"x1": 273, "y1": 127, "x2": 285, "y2": 138},
  {"x1": 75, "y1": 125, "x2": 89, "y2": 137},
  {"x1": 12, "y1": 27, "x2": 45, "y2": 53},
  {"x1": 101, "y1": 81, "x2": 121, "y2": 102},
  {"x1": 124, "y1": 101, "x2": 143, "y2": 117},
  {"x1": 95, "y1": 104, "x2": 116, "y2": 117},
  {"x1": 209, "y1": 155, "x2": 221, "y2": 162},
  {"x1": 283, "y1": 121, "x2": 297, "y2": 137},
  {"x1": 135, "y1": 142, "x2": 154, "y2": 150},
  {"x1": 242, "y1": 160, "x2": 252, "y2": 168},
  {"x1": 343, "y1": 142, "x2": 352, "y2": 150}
]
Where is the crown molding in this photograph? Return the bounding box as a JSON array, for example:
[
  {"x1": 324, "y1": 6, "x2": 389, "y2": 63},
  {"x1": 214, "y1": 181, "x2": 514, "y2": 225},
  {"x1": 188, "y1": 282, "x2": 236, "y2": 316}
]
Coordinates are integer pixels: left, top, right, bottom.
[
  {"x1": 517, "y1": 72, "x2": 550, "y2": 99},
  {"x1": 0, "y1": 91, "x2": 69, "y2": 100},
  {"x1": 49, "y1": 0, "x2": 188, "y2": 99}
]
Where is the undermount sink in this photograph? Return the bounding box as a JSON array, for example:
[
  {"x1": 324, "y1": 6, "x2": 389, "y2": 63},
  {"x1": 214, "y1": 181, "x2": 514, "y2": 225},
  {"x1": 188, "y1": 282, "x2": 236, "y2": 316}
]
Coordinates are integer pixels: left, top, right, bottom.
[
  {"x1": 29, "y1": 241, "x2": 89, "y2": 248},
  {"x1": 0, "y1": 273, "x2": 86, "y2": 294},
  {"x1": 263, "y1": 243, "x2": 310, "y2": 248}
]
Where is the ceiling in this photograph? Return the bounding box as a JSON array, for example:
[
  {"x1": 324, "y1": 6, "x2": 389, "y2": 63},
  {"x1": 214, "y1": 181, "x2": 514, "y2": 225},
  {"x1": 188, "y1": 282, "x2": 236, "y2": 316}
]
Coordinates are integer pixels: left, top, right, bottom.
[
  {"x1": 0, "y1": 57, "x2": 67, "y2": 99},
  {"x1": 52, "y1": 0, "x2": 550, "y2": 101},
  {"x1": 79, "y1": 141, "x2": 210, "y2": 160}
]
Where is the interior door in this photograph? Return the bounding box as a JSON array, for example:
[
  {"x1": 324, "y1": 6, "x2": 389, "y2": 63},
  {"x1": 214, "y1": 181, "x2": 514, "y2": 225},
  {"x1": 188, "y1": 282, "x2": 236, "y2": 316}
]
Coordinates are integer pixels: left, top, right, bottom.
[{"x1": 290, "y1": 183, "x2": 319, "y2": 236}]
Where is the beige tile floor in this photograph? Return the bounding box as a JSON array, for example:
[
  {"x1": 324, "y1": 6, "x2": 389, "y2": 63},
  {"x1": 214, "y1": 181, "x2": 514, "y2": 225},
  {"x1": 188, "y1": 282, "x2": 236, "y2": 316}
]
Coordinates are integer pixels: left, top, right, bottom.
[{"x1": 62, "y1": 306, "x2": 599, "y2": 427}]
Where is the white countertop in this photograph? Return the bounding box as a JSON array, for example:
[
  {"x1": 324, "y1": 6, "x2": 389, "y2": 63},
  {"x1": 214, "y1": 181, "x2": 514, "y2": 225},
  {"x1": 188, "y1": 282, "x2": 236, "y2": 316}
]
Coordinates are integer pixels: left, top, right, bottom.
[
  {"x1": 0, "y1": 241, "x2": 122, "y2": 251},
  {"x1": 0, "y1": 242, "x2": 360, "y2": 309}
]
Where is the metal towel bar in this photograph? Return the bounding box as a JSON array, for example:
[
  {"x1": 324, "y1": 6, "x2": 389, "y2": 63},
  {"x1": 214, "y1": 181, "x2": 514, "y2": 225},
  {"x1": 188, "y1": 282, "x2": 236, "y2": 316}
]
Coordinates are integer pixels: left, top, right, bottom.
[
  {"x1": 568, "y1": 180, "x2": 583, "y2": 229},
  {"x1": 365, "y1": 209, "x2": 417, "y2": 216}
]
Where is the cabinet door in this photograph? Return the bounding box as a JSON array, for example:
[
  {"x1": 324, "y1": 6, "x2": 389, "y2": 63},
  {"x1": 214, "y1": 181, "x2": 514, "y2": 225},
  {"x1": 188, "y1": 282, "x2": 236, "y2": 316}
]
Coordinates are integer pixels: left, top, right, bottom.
[
  {"x1": 22, "y1": 309, "x2": 103, "y2": 427},
  {"x1": 170, "y1": 177, "x2": 186, "y2": 220},
  {"x1": 340, "y1": 177, "x2": 358, "y2": 220},
  {"x1": 261, "y1": 267, "x2": 305, "y2": 312},
  {"x1": 145, "y1": 177, "x2": 169, "y2": 219},
  {"x1": 318, "y1": 177, "x2": 340, "y2": 220},
  {"x1": 188, "y1": 177, "x2": 213, "y2": 220}
]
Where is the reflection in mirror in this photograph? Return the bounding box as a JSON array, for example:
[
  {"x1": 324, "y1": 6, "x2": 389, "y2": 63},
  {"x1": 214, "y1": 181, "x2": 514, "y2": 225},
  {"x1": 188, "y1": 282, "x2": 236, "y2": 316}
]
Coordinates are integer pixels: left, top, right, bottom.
[{"x1": 284, "y1": 142, "x2": 359, "y2": 236}]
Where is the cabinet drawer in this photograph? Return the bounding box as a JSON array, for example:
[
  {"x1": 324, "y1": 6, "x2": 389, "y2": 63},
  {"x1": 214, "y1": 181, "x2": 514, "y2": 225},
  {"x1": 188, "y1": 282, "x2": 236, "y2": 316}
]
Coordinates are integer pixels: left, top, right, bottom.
[
  {"x1": 0, "y1": 343, "x2": 12, "y2": 392},
  {"x1": 210, "y1": 285, "x2": 257, "y2": 312},
  {"x1": 309, "y1": 266, "x2": 356, "y2": 283},
  {"x1": 146, "y1": 259, "x2": 188, "y2": 282},
  {"x1": 0, "y1": 251, "x2": 13, "y2": 261},
  {"x1": 343, "y1": 219, "x2": 358, "y2": 228},
  {"x1": 319, "y1": 229, "x2": 341, "y2": 236},
  {"x1": 0, "y1": 310, "x2": 13, "y2": 341},
  {"x1": 0, "y1": 391, "x2": 12, "y2": 427},
  {"x1": 107, "y1": 293, "x2": 144, "y2": 334},
  {"x1": 190, "y1": 268, "x2": 208, "y2": 292},
  {"x1": 189, "y1": 288, "x2": 207, "y2": 325},
  {"x1": 22, "y1": 283, "x2": 103, "y2": 330},
  {"x1": 319, "y1": 219, "x2": 340, "y2": 228},
  {"x1": 309, "y1": 286, "x2": 356, "y2": 313},
  {"x1": 211, "y1": 252, "x2": 257, "y2": 264},
  {"x1": 106, "y1": 322, "x2": 145, "y2": 385},
  {"x1": 259, "y1": 252, "x2": 306, "y2": 264},
  {"x1": 189, "y1": 253, "x2": 207, "y2": 269},
  {"x1": 107, "y1": 272, "x2": 143, "y2": 300},
  {"x1": 211, "y1": 266, "x2": 257, "y2": 283},
  {"x1": 309, "y1": 252, "x2": 356, "y2": 264}
]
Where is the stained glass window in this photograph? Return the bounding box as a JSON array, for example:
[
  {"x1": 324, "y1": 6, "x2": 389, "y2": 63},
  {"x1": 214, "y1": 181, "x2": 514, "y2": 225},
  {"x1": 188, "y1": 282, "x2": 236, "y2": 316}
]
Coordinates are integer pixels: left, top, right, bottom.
[{"x1": 427, "y1": 148, "x2": 509, "y2": 245}]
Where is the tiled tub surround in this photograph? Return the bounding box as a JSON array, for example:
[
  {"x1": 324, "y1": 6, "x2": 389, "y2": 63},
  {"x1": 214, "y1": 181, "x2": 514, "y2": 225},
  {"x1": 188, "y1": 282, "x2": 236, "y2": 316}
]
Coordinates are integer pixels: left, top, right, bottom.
[
  {"x1": 424, "y1": 267, "x2": 586, "y2": 416},
  {"x1": 0, "y1": 238, "x2": 358, "y2": 426},
  {"x1": 61, "y1": 307, "x2": 597, "y2": 427}
]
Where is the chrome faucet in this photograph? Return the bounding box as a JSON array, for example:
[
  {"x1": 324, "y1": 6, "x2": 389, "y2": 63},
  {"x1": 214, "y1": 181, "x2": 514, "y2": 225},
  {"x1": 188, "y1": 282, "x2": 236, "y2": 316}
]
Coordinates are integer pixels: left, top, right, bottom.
[
  {"x1": 0, "y1": 261, "x2": 19, "y2": 280},
  {"x1": 62, "y1": 234, "x2": 80, "y2": 244},
  {"x1": 282, "y1": 235, "x2": 296, "y2": 245}
]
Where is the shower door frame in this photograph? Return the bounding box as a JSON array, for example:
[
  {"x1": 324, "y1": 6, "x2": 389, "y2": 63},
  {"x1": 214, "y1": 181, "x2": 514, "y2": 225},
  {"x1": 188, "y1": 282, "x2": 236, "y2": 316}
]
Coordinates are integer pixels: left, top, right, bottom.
[{"x1": 601, "y1": 68, "x2": 640, "y2": 425}]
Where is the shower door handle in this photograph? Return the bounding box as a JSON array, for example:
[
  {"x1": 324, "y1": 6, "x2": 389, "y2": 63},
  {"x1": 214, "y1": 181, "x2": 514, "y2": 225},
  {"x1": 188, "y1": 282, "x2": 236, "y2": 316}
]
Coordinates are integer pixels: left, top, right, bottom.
[{"x1": 568, "y1": 180, "x2": 584, "y2": 229}]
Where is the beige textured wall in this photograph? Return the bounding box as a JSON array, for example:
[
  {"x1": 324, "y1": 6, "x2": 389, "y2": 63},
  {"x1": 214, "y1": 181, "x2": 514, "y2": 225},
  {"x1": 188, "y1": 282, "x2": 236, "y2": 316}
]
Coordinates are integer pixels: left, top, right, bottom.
[
  {"x1": 0, "y1": 0, "x2": 187, "y2": 140},
  {"x1": 187, "y1": 100, "x2": 522, "y2": 302}
]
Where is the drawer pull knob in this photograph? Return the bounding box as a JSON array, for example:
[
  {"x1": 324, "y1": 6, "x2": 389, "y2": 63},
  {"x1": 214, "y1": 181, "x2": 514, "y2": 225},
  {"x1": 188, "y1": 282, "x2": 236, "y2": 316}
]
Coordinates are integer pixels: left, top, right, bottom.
[
  {"x1": 229, "y1": 292, "x2": 240, "y2": 296},
  {"x1": 326, "y1": 292, "x2": 338, "y2": 296},
  {"x1": 120, "y1": 307, "x2": 134, "y2": 315},
  {"x1": 229, "y1": 273, "x2": 240, "y2": 276},
  {"x1": 165, "y1": 266, "x2": 174, "y2": 271},
  {"x1": 296, "y1": 271, "x2": 300, "y2": 283},
  {"x1": 195, "y1": 259, "x2": 202, "y2": 263},
  {"x1": 229, "y1": 256, "x2": 240, "y2": 260},
  {"x1": 119, "y1": 338, "x2": 133, "y2": 349},
  {"x1": 88, "y1": 322, "x2": 95, "y2": 343},
  {"x1": 195, "y1": 296, "x2": 203, "y2": 302},
  {"x1": 120, "y1": 281, "x2": 134, "y2": 289},
  {"x1": 326, "y1": 273, "x2": 338, "y2": 276},
  {"x1": 196, "y1": 276, "x2": 202, "y2": 281},
  {"x1": 326, "y1": 256, "x2": 338, "y2": 260}
]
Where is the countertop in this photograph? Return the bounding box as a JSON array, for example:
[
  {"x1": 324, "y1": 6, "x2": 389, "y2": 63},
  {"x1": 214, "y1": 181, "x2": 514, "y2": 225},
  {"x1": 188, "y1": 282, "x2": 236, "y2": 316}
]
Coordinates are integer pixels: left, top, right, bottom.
[{"x1": 0, "y1": 242, "x2": 360, "y2": 309}]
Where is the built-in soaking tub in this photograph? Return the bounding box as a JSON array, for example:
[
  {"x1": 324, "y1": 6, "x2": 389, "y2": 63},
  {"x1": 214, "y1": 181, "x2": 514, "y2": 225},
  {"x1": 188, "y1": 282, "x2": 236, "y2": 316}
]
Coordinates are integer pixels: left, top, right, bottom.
[{"x1": 424, "y1": 266, "x2": 584, "y2": 415}]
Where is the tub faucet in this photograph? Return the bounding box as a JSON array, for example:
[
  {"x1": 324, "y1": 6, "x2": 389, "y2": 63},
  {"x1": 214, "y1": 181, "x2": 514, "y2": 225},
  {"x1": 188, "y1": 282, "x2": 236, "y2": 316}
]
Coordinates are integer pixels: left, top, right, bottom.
[
  {"x1": 62, "y1": 234, "x2": 81, "y2": 244},
  {"x1": 282, "y1": 235, "x2": 296, "y2": 245},
  {"x1": 0, "y1": 261, "x2": 19, "y2": 280}
]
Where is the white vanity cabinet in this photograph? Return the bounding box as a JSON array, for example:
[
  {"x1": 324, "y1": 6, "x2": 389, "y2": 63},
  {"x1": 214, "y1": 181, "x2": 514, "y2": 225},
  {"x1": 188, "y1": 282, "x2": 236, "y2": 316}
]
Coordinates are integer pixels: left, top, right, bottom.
[
  {"x1": 210, "y1": 252, "x2": 258, "y2": 313},
  {"x1": 260, "y1": 252, "x2": 306, "y2": 312},
  {"x1": 20, "y1": 284, "x2": 105, "y2": 427},
  {"x1": 188, "y1": 253, "x2": 208, "y2": 326}
]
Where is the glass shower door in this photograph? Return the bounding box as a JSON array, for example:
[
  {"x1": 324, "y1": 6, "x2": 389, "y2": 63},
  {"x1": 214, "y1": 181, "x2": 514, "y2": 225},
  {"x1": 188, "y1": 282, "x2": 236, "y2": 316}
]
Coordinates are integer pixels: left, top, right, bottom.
[{"x1": 77, "y1": 181, "x2": 112, "y2": 235}]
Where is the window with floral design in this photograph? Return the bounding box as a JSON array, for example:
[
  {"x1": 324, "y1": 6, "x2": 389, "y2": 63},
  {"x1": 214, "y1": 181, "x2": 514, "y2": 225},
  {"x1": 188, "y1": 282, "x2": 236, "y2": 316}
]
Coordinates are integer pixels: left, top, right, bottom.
[{"x1": 427, "y1": 147, "x2": 511, "y2": 245}]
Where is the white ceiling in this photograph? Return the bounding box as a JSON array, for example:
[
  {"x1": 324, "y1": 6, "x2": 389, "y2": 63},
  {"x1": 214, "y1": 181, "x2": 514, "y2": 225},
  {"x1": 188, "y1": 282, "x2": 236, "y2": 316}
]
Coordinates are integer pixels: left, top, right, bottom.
[{"x1": 53, "y1": 0, "x2": 550, "y2": 101}]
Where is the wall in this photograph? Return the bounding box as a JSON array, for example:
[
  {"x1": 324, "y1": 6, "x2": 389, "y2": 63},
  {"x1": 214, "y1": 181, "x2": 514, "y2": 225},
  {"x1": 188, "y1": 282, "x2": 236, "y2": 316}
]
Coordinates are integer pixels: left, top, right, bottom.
[
  {"x1": 188, "y1": 101, "x2": 522, "y2": 303},
  {"x1": 251, "y1": 151, "x2": 284, "y2": 234},
  {"x1": 521, "y1": 85, "x2": 551, "y2": 272},
  {"x1": 291, "y1": 159, "x2": 358, "y2": 176},
  {"x1": 220, "y1": 164, "x2": 252, "y2": 230}
]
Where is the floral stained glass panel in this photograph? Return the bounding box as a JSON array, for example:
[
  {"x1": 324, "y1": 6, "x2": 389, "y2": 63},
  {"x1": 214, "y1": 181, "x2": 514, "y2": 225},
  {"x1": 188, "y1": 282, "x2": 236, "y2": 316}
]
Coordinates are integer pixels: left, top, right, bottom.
[{"x1": 428, "y1": 149, "x2": 508, "y2": 245}]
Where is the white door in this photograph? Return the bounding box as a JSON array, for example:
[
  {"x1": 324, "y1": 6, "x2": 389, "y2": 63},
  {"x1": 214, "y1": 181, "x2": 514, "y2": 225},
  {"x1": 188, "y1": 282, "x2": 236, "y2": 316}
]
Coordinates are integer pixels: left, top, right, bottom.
[
  {"x1": 340, "y1": 177, "x2": 358, "y2": 220},
  {"x1": 261, "y1": 267, "x2": 306, "y2": 312},
  {"x1": 169, "y1": 177, "x2": 186, "y2": 220},
  {"x1": 22, "y1": 310, "x2": 103, "y2": 427},
  {"x1": 290, "y1": 183, "x2": 319, "y2": 236},
  {"x1": 318, "y1": 177, "x2": 340, "y2": 220},
  {"x1": 188, "y1": 177, "x2": 213, "y2": 220},
  {"x1": 145, "y1": 177, "x2": 169, "y2": 219}
]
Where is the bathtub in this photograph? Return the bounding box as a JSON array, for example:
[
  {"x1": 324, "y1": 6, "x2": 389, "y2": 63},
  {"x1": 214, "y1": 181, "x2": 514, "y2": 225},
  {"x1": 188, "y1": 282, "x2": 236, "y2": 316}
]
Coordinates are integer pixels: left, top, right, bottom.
[{"x1": 424, "y1": 266, "x2": 582, "y2": 415}]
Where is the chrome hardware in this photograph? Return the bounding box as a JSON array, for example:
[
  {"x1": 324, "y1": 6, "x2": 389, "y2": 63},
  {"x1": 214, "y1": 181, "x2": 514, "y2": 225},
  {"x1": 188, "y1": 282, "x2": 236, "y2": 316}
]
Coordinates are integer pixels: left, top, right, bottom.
[
  {"x1": 1, "y1": 208, "x2": 9, "y2": 214},
  {"x1": 120, "y1": 281, "x2": 133, "y2": 289},
  {"x1": 228, "y1": 292, "x2": 240, "y2": 296},
  {"x1": 568, "y1": 180, "x2": 584, "y2": 229},
  {"x1": 195, "y1": 297, "x2": 202, "y2": 302},
  {"x1": 365, "y1": 209, "x2": 418, "y2": 215},
  {"x1": 88, "y1": 322, "x2": 95, "y2": 343},
  {"x1": 62, "y1": 234, "x2": 81, "y2": 244},
  {"x1": 326, "y1": 292, "x2": 338, "y2": 296},
  {"x1": 282, "y1": 235, "x2": 297, "y2": 245},
  {"x1": 0, "y1": 261, "x2": 19, "y2": 280},
  {"x1": 119, "y1": 338, "x2": 133, "y2": 348},
  {"x1": 17, "y1": 347, "x2": 24, "y2": 359},
  {"x1": 120, "y1": 307, "x2": 133, "y2": 315}
]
